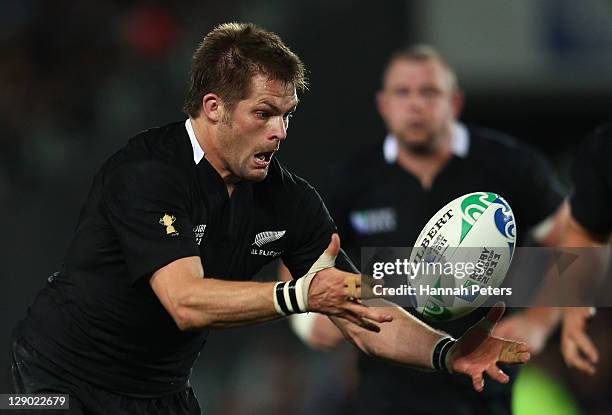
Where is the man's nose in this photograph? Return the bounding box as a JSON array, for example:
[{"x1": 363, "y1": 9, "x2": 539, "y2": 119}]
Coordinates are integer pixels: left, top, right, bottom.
[
  {"x1": 271, "y1": 115, "x2": 288, "y2": 141},
  {"x1": 406, "y1": 93, "x2": 425, "y2": 111}
]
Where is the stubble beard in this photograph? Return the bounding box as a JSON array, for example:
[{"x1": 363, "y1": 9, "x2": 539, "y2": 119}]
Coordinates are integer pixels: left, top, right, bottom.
[
  {"x1": 400, "y1": 122, "x2": 451, "y2": 157},
  {"x1": 399, "y1": 132, "x2": 438, "y2": 156},
  {"x1": 217, "y1": 115, "x2": 268, "y2": 182}
]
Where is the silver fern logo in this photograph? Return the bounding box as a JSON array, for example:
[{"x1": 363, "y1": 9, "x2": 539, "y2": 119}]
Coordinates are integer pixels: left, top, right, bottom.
[{"x1": 252, "y1": 230, "x2": 286, "y2": 247}]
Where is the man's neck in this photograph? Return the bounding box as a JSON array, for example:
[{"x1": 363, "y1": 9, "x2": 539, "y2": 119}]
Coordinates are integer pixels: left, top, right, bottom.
[
  {"x1": 189, "y1": 117, "x2": 238, "y2": 196},
  {"x1": 395, "y1": 135, "x2": 453, "y2": 190}
]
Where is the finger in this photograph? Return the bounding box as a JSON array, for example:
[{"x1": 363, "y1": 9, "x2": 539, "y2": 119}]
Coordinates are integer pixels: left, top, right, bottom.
[
  {"x1": 345, "y1": 274, "x2": 358, "y2": 299},
  {"x1": 499, "y1": 341, "x2": 530, "y2": 364},
  {"x1": 345, "y1": 302, "x2": 393, "y2": 323},
  {"x1": 486, "y1": 364, "x2": 509, "y2": 384},
  {"x1": 474, "y1": 303, "x2": 506, "y2": 335},
  {"x1": 324, "y1": 233, "x2": 341, "y2": 257},
  {"x1": 354, "y1": 317, "x2": 381, "y2": 332},
  {"x1": 574, "y1": 358, "x2": 597, "y2": 375},
  {"x1": 349, "y1": 303, "x2": 393, "y2": 324},
  {"x1": 472, "y1": 374, "x2": 485, "y2": 392},
  {"x1": 491, "y1": 322, "x2": 507, "y2": 338},
  {"x1": 564, "y1": 341, "x2": 596, "y2": 375},
  {"x1": 498, "y1": 342, "x2": 516, "y2": 360},
  {"x1": 561, "y1": 339, "x2": 575, "y2": 366},
  {"x1": 338, "y1": 311, "x2": 381, "y2": 332},
  {"x1": 484, "y1": 302, "x2": 506, "y2": 328},
  {"x1": 515, "y1": 342, "x2": 530, "y2": 354},
  {"x1": 562, "y1": 339, "x2": 581, "y2": 368},
  {"x1": 574, "y1": 331, "x2": 599, "y2": 364}
]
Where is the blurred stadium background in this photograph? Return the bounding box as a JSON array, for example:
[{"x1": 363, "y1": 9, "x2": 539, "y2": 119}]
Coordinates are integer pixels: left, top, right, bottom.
[{"x1": 1, "y1": 0, "x2": 611, "y2": 413}]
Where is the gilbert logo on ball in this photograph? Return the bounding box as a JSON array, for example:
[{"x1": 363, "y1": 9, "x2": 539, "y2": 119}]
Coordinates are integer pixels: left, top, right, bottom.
[{"x1": 408, "y1": 192, "x2": 516, "y2": 322}]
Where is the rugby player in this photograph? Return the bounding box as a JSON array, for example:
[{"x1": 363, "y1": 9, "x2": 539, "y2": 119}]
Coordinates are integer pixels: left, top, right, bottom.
[{"x1": 12, "y1": 26, "x2": 528, "y2": 414}]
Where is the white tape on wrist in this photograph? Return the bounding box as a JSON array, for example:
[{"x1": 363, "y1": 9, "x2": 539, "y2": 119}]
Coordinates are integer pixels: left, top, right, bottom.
[
  {"x1": 301, "y1": 251, "x2": 336, "y2": 310},
  {"x1": 274, "y1": 251, "x2": 337, "y2": 316}
]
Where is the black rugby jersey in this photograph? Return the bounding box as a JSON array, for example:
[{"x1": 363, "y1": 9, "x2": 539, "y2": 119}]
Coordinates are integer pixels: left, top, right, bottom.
[
  {"x1": 319, "y1": 124, "x2": 564, "y2": 413},
  {"x1": 570, "y1": 123, "x2": 612, "y2": 235},
  {"x1": 15, "y1": 120, "x2": 350, "y2": 397}
]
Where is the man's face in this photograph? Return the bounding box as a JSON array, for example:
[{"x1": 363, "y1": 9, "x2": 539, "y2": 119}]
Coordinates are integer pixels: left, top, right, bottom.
[
  {"x1": 217, "y1": 74, "x2": 297, "y2": 182},
  {"x1": 377, "y1": 58, "x2": 459, "y2": 154}
]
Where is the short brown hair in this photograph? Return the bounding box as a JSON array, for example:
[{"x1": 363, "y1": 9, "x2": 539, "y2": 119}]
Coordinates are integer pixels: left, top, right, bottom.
[
  {"x1": 183, "y1": 22, "x2": 307, "y2": 117},
  {"x1": 382, "y1": 44, "x2": 458, "y2": 92}
]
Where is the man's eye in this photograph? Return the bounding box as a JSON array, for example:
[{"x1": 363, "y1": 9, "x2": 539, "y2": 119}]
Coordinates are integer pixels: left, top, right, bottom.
[
  {"x1": 255, "y1": 111, "x2": 270, "y2": 119},
  {"x1": 422, "y1": 88, "x2": 440, "y2": 98}
]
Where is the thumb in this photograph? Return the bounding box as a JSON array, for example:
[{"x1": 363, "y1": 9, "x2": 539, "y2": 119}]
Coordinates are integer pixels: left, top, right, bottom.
[
  {"x1": 324, "y1": 233, "x2": 341, "y2": 258},
  {"x1": 478, "y1": 302, "x2": 506, "y2": 334}
]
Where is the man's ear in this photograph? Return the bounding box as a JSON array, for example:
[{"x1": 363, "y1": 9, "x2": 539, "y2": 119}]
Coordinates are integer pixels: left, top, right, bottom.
[
  {"x1": 451, "y1": 89, "x2": 465, "y2": 119},
  {"x1": 202, "y1": 93, "x2": 223, "y2": 123},
  {"x1": 375, "y1": 90, "x2": 386, "y2": 118}
]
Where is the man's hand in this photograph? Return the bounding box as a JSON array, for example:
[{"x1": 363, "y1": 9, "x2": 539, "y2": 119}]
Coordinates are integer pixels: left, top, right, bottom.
[
  {"x1": 308, "y1": 234, "x2": 393, "y2": 332},
  {"x1": 493, "y1": 308, "x2": 560, "y2": 356},
  {"x1": 449, "y1": 303, "x2": 531, "y2": 392},
  {"x1": 561, "y1": 307, "x2": 599, "y2": 375}
]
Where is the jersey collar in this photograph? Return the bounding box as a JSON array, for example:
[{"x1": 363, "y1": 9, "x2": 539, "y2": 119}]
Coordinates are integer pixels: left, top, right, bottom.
[
  {"x1": 383, "y1": 121, "x2": 470, "y2": 164},
  {"x1": 185, "y1": 119, "x2": 205, "y2": 164}
]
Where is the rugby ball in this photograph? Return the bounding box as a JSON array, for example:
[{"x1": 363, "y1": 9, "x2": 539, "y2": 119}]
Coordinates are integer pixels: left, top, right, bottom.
[{"x1": 408, "y1": 191, "x2": 516, "y2": 322}]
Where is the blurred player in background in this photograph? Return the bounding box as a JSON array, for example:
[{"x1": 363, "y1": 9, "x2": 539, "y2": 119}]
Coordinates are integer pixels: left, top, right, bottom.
[
  {"x1": 10, "y1": 26, "x2": 529, "y2": 415},
  {"x1": 561, "y1": 123, "x2": 611, "y2": 375},
  {"x1": 282, "y1": 45, "x2": 566, "y2": 414}
]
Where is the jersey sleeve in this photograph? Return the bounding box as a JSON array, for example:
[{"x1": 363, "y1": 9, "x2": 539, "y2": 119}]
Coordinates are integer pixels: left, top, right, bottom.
[
  {"x1": 570, "y1": 127, "x2": 612, "y2": 235},
  {"x1": 102, "y1": 160, "x2": 200, "y2": 283},
  {"x1": 282, "y1": 183, "x2": 358, "y2": 279}
]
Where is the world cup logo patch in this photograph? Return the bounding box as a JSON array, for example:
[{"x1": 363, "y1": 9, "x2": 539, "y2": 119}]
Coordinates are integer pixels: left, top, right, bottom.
[{"x1": 159, "y1": 214, "x2": 179, "y2": 236}]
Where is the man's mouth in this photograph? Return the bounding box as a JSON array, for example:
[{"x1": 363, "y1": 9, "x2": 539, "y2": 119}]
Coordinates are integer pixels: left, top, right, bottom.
[
  {"x1": 254, "y1": 151, "x2": 274, "y2": 166},
  {"x1": 407, "y1": 120, "x2": 426, "y2": 130}
]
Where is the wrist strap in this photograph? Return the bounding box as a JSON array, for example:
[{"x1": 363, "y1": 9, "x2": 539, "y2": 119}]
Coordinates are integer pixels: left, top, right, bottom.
[
  {"x1": 432, "y1": 336, "x2": 456, "y2": 372},
  {"x1": 273, "y1": 275, "x2": 316, "y2": 315},
  {"x1": 274, "y1": 281, "x2": 297, "y2": 315}
]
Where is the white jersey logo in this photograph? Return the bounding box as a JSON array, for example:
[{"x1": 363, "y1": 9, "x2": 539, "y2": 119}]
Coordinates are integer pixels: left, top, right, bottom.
[
  {"x1": 193, "y1": 224, "x2": 206, "y2": 246},
  {"x1": 350, "y1": 207, "x2": 397, "y2": 234},
  {"x1": 252, "y1": 230, "x2": 286, "y2": 247}
]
